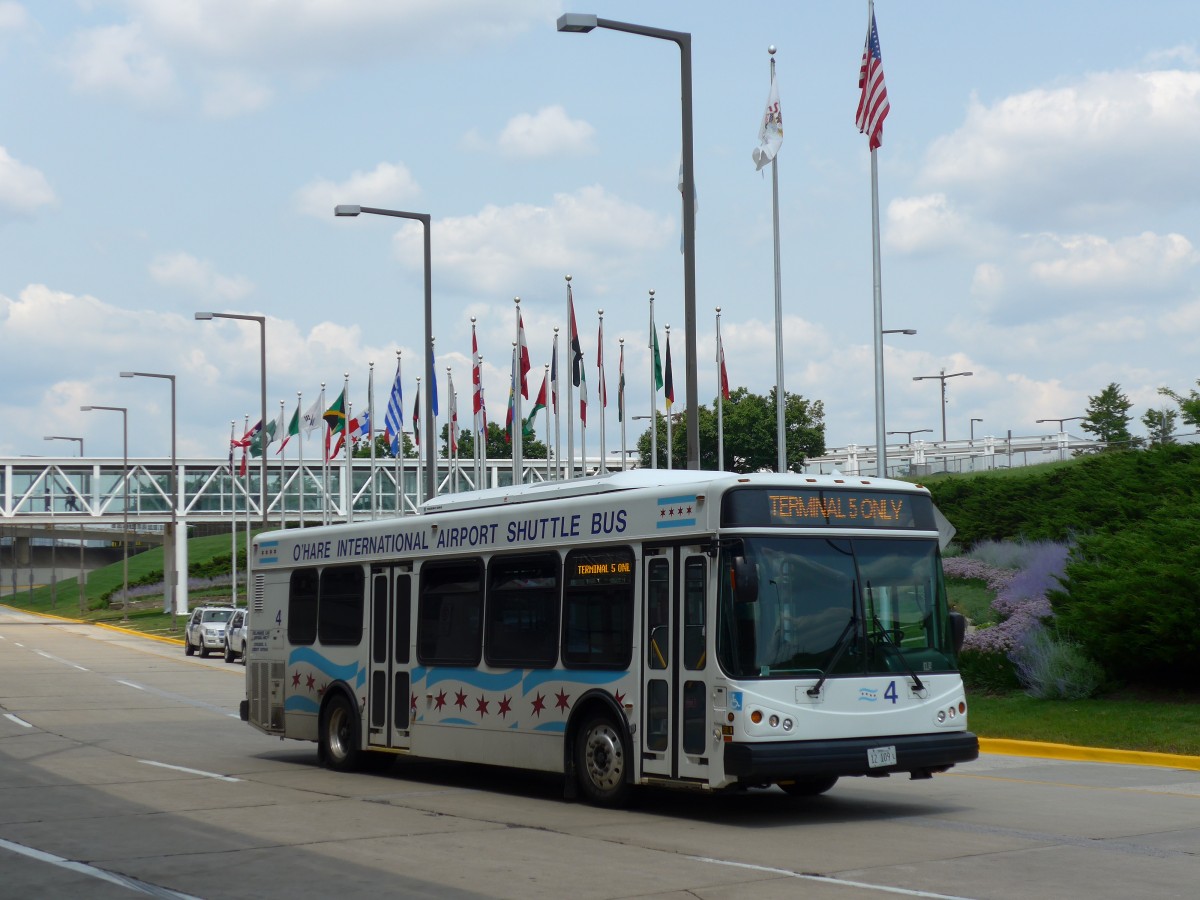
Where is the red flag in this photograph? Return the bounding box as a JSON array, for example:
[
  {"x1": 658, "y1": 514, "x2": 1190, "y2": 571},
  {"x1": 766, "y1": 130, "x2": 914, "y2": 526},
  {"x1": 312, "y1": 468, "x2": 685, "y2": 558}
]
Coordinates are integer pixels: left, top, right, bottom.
[
  {"x1": 719, "y1": 333, "x2": 730, "y2": 400},
  {"x1": 238, "y1": 447, "x2": 247, "y2": 478},
  {"x1": 472, "y1": 324, "x2": 484, "y2": 432},
  {"x1": 518, "y1": 312, "x2": 531, "y2": 398},
  {"x1": 568, "y1": 286, "x2": 582, "y2": 387},
  {"x1": 856, "y1": 11, "x2": 890, "y2": 151}
]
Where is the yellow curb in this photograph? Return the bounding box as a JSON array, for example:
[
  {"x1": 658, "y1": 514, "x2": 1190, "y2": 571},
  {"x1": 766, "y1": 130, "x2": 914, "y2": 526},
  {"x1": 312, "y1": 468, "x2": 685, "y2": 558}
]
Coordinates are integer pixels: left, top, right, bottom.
[
  {"x1": 980, "y1": 737, "x2": 1200, "y2": 771},
  {"x1": 1, "y1": 603, "x2": 183, "y2": 646}
]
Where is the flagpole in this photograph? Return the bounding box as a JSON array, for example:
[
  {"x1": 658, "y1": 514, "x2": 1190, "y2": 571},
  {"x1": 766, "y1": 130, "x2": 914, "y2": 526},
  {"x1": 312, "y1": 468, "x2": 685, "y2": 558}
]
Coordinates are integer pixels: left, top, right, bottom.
[
  {"x1": 368, "y1": 361, "x2": 377, "y2": 519},
  {"x1": 513, "y1": 298, "x2": 523, "y2": 485},
  {"x1": 449, "y1": 371, "x2": 457, "y2": 491},
  {"x1": 470, "y1": 319, "x2": 479, "y2": 487},
  {"x1": 243, "y1": 414, "x2": 251, "y2": 579},
  {"x1": 597, "y1": 309, "x2": 606, "y2": 473},
  {"x1": 430, "y1": 337, "x2": 438, "y2": 498},
  {"x1": 278, "y1": 399, "x2": 286, "y2": 528},
  {"x1": 619, "y1": 338, "x2": 627, "y2": 471},
  {"x1": 477, "y1": 358, "x2": 487, "y2": 489},
  {"x1": 717, "y1": 308, "x2": 726, "y2": 471},
  {"x1": 297, "y1": 391, "x2": 305, "y2": 528},
  {"x1": 665, "y1": 324, "x2": 673, "y2": 470},
  {"x1": 342, "y1": 374, "x2": 351, "y2": 523},
  {"x1": 319, "y1": 384, "x2": 327, "y2": 525},
  {"x1": 400, "y1": 355, "x2": 410, "y2": 520},
  {"x1": 229, "y1": 420, "x2": 238, "y2": 607},
  {"x1": 649, "y1": 290, "x2": 658, "y2": 470},
  {"x1": 543, "y1": 364, "x2": 551, "y2": 482},
  {"x1": 579, "y1": 349, "x2": 587, "y2": 476},
  {"x1": 565, "y1": 276, "x2": 576, "y2": 481},
  {"x1": 766, "y1": 49, "x2": 788, "y2": 473},
  {"x1": 552, "y1": 328, "x2": 561, "y2": 480},
  {"x1": 414, "y1": 376, "x2": 423, "y2": 507}
]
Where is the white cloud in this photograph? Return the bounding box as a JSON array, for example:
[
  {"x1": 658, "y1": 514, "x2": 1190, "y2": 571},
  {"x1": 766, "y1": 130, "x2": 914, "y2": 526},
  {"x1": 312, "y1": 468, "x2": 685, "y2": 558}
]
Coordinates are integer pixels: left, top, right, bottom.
[
  {"x1": 497, "y1": 106, "x2": 596, "y2": 159},
  {"x1": 148, "y1": 252, "x2": 254, "y2": 301},
  {"x1": 62, "y1": 23, "x2": 178, "y2": 107},
  {"x1": 390, "y1": 185, "x2": 674, "y2": 294},
  {"x1": 921, "y1": 69, "x2": 1200, "y2": 226},
  {"x1": 1025, "y1": 231, "x2": 1197, "y2": 291},
  {"x1": 200, "y1": 70, "x2": 274, "y2": 117},
  {"x1": 0, "y1": 146, "x2": 55, "y2": 216},
  {"x1": 296, "y1": 162, "x2": 420, "y2": 219},
  {"x1": 0, "y1": 2, "x2": 29, "y2": 31},
  {"x1": 885, "y1": 193, "x2": 971, "y2": 254}
]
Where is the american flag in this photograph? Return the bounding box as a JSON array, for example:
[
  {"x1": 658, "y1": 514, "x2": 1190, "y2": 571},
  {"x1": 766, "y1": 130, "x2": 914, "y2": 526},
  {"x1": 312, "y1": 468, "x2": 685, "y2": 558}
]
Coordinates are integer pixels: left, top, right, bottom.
[{"x1": 856, "y1": 11, "x2": 890, "y2": 151}]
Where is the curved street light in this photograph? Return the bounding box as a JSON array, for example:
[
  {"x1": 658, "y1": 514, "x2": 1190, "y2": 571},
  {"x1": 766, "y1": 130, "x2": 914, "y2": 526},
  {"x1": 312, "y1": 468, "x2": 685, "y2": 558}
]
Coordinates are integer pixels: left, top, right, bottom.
[
  {"x1": 913, "y1": 368, "x2": 973, "y2": 442},
  {"x1": 81, "y1": 404, "x2": 128, "y2": 622}
]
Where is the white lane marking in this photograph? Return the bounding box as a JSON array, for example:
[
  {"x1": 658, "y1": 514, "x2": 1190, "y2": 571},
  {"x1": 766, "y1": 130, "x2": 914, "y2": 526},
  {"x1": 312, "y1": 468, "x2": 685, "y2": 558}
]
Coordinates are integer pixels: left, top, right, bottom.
[
  {"x1": 138, "y1": 759, "x2": 241, "y2": 782},
  {"x1": 0, "y1": 836, "x2": 201, "y2": 899},
  {"x1": 117, "y1": 680, "x2": 145, "y2": 691},
  {"x1": 4, "y1": 713, "x2": 33, "y2": 728},
  {"x1": 684, "y1": 854, "x2": 979, "y2": 900},
  {"x1": 34, "y1": 649, "x2": 89, "y2": 671}
]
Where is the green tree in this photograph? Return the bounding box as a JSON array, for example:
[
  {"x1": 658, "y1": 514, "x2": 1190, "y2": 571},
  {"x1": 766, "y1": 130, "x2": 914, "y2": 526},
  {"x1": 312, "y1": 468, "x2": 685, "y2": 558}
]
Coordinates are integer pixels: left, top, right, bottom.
[
  {"x1": 1157, "y1": 379, "x2": 1200, "y2": 427},
  {"x1": 352, "y1": 432, "x2": 414, "y2": 458},
  {"x1": 1080, "y1": 382, "x2": 1138, "y2": 449},
  {"x1": 635, "y1": 388, "x2": 824, "y2": 472},
  {"x1": 454, "y1": 421, "x2": 547, "y2": 461},
  {"x1": 1141, "y1": 407, "x2": 1177, "y2": 447}
]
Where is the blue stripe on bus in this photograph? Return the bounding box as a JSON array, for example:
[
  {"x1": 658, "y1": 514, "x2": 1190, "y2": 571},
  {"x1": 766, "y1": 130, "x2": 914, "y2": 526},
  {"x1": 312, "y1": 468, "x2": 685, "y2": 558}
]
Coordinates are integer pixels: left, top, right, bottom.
[
  {"x1": 521, "y1": 669, "x2": 624, "y2": 691},
  {"x1": 284, "y1": 696, "x2": 319, "y2": 713},
  {"x1": 656, "y1": 518, "x2": 696, "y2": 529},
  {"x1": 286, "y1": 647, "x2": 366, "y2": 687}
]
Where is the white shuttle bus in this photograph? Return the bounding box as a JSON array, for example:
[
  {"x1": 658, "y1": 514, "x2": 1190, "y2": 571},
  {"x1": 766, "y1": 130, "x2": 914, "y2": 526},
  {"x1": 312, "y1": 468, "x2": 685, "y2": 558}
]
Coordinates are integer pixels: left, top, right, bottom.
[{"x1": 240, "y1": 470, "x2": 977, "y2": 805}]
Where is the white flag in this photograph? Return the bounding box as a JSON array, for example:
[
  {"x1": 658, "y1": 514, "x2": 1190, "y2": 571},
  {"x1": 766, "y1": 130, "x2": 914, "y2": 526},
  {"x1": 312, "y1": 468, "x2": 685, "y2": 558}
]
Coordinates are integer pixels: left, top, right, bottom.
[
  {"x1": 301, "y1": 394, "x2": 325, "y2": 435},
  {"x1": 752, "y1": 68, "x2": 783, "y2": 170}
]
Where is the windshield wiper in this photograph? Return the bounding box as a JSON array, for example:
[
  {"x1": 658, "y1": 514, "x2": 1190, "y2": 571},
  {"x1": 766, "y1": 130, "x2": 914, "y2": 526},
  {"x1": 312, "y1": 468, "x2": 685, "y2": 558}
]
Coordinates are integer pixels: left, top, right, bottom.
[
  {"x1": 866, "y1": 582, "x2": 925, "y2": 693},
  {"x1": 807, "y1": 600, "x2": 859, "y2": 697}
]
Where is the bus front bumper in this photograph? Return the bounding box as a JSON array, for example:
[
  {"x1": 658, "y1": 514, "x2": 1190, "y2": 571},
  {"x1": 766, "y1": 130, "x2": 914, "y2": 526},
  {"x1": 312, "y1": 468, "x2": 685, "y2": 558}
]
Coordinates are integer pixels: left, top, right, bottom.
[{"x1": 723, "y1": 731, "x2": 979, "y2": 781}]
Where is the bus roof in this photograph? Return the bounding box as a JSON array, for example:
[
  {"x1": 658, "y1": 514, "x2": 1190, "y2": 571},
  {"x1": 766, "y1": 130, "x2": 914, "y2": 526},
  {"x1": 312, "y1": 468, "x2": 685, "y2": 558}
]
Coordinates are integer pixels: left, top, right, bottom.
[{"x1": 420, "y1": 468, "x2": 926, "y2": 515}]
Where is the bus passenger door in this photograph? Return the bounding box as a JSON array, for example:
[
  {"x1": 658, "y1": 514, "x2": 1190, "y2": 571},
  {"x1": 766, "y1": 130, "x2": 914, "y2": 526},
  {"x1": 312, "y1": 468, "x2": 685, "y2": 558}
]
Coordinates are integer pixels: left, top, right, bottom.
[
  {"x1": 641, "y1": 545, "x2": 711, "y2": 783},
  {"x1": 367, "y1": 565, "x2": 412, "y2": 751}
]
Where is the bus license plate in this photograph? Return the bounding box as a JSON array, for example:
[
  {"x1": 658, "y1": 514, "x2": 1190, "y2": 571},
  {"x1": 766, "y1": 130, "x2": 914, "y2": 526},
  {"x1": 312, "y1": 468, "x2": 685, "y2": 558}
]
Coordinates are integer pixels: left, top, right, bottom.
[{"x1": 868, "y1": 745, "x2": 897, "y2": 768}]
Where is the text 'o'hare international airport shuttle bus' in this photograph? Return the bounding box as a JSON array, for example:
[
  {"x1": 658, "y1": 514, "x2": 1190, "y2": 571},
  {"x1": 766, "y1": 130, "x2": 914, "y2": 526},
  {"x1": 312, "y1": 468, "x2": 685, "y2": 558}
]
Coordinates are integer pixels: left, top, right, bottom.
[{"x1": 240, "y1": 469, "x2": 978, "y2": 806}]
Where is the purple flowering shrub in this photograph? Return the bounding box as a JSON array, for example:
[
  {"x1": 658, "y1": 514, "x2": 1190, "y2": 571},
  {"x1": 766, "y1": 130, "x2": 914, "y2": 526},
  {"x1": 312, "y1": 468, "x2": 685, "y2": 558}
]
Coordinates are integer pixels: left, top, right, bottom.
[{"x1": 948, "y1": 540, "x2": 1080, "y2": 692}]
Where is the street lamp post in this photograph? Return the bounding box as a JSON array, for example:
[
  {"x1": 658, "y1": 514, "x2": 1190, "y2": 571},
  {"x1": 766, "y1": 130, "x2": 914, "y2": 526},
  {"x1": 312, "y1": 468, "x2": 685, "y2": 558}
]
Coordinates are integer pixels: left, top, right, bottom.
[
  {"x1": 1036, "y1": 416, "x2": 1083, "y2": 461},
  {"x1": 970, "y1": 417, "x2": 983, "y2": 442},
  {"x1": 81, "y1": 405, "x2": 128, "y2": 622},
  {"x1": 913, "y1": 368, "x2": 973, "y2": 442},
  {"x1": 196, "y1": 313, "x2": 268, "y2": 526},
  {"x1": 875, "y1": 328, "x2": 917, "y2": 477},
  {"x1": 887, "y1": 428, "x2": 932, "y2": 444},
  {"x1": 557, "y1": 13, "x2": 700, "y2": 471},
  {"x1": 334, "y1": 204, "x2": 436, "y2": 502},
  {"x1": 121, "y1": 371, "x2": 178, "y2": 618},
  {"x1": 44, "y1": 436, "x2": 84, "y2": 455}
]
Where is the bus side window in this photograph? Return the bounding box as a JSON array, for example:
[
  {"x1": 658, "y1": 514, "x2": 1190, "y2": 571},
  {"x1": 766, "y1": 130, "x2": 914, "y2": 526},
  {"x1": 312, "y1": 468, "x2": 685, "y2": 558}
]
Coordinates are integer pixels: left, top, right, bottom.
[
  {"x1": 288, "y1": 568, "x2": 318, "y2": 646},
  {"x1": 562, "y1": 547, "x2": 634, "y2": 669},
  {"x1": 417, "y1": 560, "x2": 484, "y2": 666},
  {"x1": 485, "y1": 552, "x2": 560, "y2": 668},
  {"x1": 318, "y1": 565, "x2": 365, "y2": 646},
  {"x1": 683, "y1": 556, "x2": 706, "y2": 671}
]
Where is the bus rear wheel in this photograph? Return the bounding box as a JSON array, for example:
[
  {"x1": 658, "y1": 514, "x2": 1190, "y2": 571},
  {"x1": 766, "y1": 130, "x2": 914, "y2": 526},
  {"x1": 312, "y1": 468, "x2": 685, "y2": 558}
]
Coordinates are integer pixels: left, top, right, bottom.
[
  {"x1": 779, "y1": 775, "x2": 838, "y2": 797},
  {"x1": 574, "y1": 714, "x2": 629, "y2": 807},
  {"x1": 319, "y1": 692, "x2": 362, "y2": 773}
]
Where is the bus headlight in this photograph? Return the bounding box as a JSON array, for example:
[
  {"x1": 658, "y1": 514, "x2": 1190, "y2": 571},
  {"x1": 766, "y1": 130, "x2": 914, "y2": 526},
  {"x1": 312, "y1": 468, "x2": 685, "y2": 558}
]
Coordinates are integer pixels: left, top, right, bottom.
[
  {"x1": 782, "y1": 718, "x2": 793, "y2": 731},
  {"x1": 768, "y1": 714, "x2": 780, "y2": 728}
]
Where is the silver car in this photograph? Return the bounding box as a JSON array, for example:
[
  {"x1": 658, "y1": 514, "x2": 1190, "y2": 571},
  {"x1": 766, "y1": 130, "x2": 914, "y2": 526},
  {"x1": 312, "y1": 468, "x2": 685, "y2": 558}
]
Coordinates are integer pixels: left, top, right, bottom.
[
  {"x1": 223, "y1": 608, "x2": 249, "y2": 664},
  {"x1": 185, "y1": 606, "x2": 234, "y2": 658}
]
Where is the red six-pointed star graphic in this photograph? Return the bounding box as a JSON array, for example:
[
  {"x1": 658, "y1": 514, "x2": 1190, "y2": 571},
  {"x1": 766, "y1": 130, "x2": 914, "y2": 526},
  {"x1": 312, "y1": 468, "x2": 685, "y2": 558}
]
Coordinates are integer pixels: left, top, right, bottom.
[
  {"x1": 454, "y1": 689, "x2": 469, "y2": 710},
  {"x1": 497, "y1": 695, "x2": 512, "y2": 718},
  {"x1": 434, "y1": 690, "x2": 447, "y2": 711},
  {"x1": 555, "y1": 688, "x2": 571, "y2": 712},
  {"x1": 530, "y1": 693, "x2": 546, "y2": 717},
  {"x1": 613, "y1": 690, "x2": 626, "y2": 706},
  {"x1": 411, "y1": 692, "x2": 418, "y2": 714},
  {"x1": 475, "y1": 696, "x2": 490, "y2": 718},
  {"x1": 305, "y1": 673, "x2": 316, "y2": 691},
  {"x1": 291, "y1": 671, "x2": 301, "y2": 688}
]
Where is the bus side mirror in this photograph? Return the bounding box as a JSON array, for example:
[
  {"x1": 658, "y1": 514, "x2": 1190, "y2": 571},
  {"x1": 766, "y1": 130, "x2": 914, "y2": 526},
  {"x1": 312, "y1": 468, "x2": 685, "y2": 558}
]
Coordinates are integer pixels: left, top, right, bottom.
[
  {"x1": 949, "y1": 611, "x2": 967, "y2": 655},
  {"x1": 732, "y1": 556, "x2": 759, "y2": 604}
]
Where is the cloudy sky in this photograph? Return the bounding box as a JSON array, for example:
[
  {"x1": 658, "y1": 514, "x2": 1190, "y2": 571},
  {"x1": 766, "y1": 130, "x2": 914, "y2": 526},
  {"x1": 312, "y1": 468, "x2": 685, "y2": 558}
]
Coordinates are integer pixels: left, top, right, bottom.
[{"x1": 2, "y1": 1, "x2": 1198, "y2": 460}]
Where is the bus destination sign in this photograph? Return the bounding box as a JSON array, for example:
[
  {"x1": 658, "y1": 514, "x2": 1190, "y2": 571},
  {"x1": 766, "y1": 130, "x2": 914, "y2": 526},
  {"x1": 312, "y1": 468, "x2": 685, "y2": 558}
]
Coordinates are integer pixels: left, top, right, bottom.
[{"x1": 722, "y1": 487, "x2": 935, "y2": 530}]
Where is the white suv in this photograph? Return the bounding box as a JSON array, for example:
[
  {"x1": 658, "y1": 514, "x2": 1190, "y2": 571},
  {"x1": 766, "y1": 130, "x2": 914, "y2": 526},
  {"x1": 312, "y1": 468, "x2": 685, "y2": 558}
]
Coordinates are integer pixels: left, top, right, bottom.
[{"x1": 185, "y1": 606, "x2": 235, "y2": 658}]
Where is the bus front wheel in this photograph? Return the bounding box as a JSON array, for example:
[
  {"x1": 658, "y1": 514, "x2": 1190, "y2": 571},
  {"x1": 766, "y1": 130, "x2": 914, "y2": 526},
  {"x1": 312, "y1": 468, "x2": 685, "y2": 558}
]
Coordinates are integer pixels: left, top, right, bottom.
[
  {"x1": 574, "y1": 714, "x2": 630, "y2": 807},
  {"x1": 319, "y1": 692, "x2": 362, "y2": 773}
]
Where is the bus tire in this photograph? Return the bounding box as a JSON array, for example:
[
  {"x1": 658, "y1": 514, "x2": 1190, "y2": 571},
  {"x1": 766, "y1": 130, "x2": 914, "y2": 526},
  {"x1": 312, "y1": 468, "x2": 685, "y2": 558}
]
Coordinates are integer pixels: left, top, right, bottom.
[
  {"x1": 574, "y1": 714, "x2": 630, "y2": 807},
  {"x1": 779, "y1": 775, "x2": 838, "y2": 797},
  {"x1": 319, "y1": 692, "x2": 362, "y2": 773}
]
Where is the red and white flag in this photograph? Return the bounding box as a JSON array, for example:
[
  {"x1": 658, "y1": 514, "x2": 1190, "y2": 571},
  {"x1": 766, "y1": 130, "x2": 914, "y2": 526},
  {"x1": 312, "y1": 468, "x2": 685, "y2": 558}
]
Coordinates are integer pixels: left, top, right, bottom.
[
  {"x1": 856, "y1": 10, "x2": 890, "y2": 151},
  {"x1": 518, "y1": 312, "x2": 531, "y2": 398}
]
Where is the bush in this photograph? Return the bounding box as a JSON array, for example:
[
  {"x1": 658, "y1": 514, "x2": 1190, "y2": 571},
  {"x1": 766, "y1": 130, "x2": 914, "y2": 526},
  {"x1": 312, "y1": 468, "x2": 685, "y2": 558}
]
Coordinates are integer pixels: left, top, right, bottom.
[
  {"x1": 959, "y1": 647, "x2": 1021, "y2": 693},
  {"x1": 1009, "y1": 626, "x2": 1104, "y2": 699}
]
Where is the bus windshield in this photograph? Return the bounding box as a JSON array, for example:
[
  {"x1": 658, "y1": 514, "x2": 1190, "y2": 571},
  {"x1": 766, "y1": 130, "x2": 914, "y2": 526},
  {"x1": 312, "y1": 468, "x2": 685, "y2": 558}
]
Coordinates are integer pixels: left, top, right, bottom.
[{"x1": 717, "y1": 536, "x2": 958, "y2": 679}]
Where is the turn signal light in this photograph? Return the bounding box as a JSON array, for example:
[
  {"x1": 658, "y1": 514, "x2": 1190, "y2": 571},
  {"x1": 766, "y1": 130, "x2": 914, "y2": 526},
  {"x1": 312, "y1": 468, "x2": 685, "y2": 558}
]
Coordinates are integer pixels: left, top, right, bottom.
[{"x1": 750, "y1": 709, "x2": 763, "y2": 724}]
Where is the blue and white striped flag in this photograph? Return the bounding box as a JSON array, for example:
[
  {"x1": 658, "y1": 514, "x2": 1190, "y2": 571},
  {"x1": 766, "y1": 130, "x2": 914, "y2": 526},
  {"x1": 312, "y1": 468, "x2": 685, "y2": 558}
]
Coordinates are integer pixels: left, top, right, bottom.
[{"x1": 384, "y1": 357, "x2": 404, "y2": 455}]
